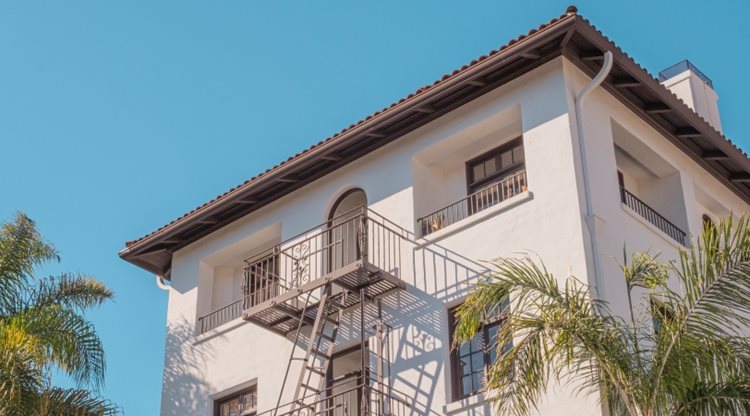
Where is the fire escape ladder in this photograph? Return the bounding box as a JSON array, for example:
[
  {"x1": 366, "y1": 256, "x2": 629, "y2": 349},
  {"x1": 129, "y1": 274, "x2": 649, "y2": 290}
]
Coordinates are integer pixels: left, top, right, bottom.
[{"x1": 285, "y1": 285, "x2": 347, "y2": 414}]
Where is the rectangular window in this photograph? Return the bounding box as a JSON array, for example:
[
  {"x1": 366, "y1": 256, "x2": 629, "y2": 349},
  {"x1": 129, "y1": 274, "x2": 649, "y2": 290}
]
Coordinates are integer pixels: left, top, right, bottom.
[
  {"x1": 449, "y1": 302, "x2": 509, "y2": 400},
  {"x1": 215, "y1": 386, "x2": 257, "y2": 416},
  {"x1": 466, "y1": 138, "x2": 525, "y2": 194}
]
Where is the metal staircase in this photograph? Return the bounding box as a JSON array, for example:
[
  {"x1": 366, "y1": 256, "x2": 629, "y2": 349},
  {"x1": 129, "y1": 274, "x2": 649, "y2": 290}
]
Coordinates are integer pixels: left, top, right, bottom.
[{"x1": 240, "y1": 208, "x2": 413, "y2": 415}]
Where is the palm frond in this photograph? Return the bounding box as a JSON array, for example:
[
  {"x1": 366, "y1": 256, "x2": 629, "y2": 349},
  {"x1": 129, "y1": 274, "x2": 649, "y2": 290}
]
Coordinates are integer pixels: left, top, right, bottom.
[
  {"x1": 673, "y1": 380, "x2": 750, "y2": 416},
  {"x1": 34, "y1": 387, "x2": 119, "y2": 416},
  {"x1": 0, "y1": 213, "x2": 58, "y2": 314},
  {"x1": 29, "y1": 274, "x2": 113, "y2": 311},
  {"x1": 12, "y1": 305, "x2": 107, "y2": 389}
]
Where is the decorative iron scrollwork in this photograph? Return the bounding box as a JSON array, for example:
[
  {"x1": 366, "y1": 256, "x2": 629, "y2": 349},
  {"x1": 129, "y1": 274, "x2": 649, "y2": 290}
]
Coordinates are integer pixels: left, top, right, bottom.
[{"x1": 291, "y1": 241, "x2": 311, "y2": 287}]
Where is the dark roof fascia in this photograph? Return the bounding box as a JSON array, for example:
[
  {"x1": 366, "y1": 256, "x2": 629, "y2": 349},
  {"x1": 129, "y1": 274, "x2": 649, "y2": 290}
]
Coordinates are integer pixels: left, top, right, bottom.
[
  {"x1": 121, "y1": 13, "x2": 750, "y2": 279},
  {"x1": 119, "y1": 13, "x2": 578, "y2": 278},
  {"x1": 565, "y1": 18, "x2": 750, "y2": 205}
]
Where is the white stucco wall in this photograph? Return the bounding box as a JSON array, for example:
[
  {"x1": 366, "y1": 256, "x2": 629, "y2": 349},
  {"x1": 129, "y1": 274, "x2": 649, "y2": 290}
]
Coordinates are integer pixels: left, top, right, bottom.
[
  {"x1": 562, "y1": 58, "x2": 749, "y2": 320},
  {"x1": 159, "y1": 56, "x2": 750, "y2": 416}
]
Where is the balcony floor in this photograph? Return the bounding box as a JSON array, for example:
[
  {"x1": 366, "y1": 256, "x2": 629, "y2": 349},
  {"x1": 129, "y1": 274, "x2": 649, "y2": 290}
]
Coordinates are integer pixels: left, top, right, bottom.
[{"x1": 242, "y1": 260, "x2": 404, "y2": 335}]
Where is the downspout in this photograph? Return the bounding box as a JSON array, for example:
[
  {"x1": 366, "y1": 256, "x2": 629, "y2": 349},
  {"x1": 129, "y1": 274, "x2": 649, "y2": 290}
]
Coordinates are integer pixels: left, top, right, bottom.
[
  {"x1": 155, "y1": 274, "x2": 171, "y2": 291},
  {"x1": 574, "y1": 51, "x2": 613, "y2": 302}
]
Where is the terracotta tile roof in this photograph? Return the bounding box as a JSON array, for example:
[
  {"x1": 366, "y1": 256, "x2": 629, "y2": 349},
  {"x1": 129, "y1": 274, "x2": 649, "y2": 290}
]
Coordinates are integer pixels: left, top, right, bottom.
[
  {"x1": 121, "y1": 5, "x2": 750, "y2": 277},
  {"x1": 124, "y1": 6, "x2": 579, "y2": 249}
]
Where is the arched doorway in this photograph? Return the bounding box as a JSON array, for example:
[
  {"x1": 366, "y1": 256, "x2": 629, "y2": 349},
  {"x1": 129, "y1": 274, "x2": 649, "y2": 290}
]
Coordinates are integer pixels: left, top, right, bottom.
[{"x1": 327, "y1": 188, "x2": 367, "y2": 273}]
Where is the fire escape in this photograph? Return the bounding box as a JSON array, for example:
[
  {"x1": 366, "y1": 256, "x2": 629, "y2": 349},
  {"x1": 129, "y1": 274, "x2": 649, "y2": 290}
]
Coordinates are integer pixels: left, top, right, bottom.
[{"x1": 241, "y1": 207, "x2": 411, "y2": 416}]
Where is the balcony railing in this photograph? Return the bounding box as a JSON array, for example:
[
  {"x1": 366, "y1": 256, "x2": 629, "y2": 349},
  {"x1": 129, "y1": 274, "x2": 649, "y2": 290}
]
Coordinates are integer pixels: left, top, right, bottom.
[
  {"x1": 197, "y1": 208, "x2": 407, "y2": 334},
  {"x1": 621, "y1": 187, "x2": 687, "y2": 246},
  {"x1": 418, "y1": 169, "x2": 527, "y2": 237},
  {"x1": 257, "y1": 382, "x2": 410, "y2": 416},
  {"x1": 198, "y1": 297, "x2": 244, "y2": 334}
]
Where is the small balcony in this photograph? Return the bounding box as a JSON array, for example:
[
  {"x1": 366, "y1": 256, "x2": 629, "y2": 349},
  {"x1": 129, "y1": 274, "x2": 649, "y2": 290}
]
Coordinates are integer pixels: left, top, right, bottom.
[
  {"x1": 417, "y1": 169, "x2": 527, "y2": 237},
  {"x1": 257, "y1": 382, "x2": 410, "y2": 416},
  {"x1": 198, "y1": 208, "x2": 407, "y2": 335},
  {"x1": 621, "y1": 187, "x2": 687, "y2": 245}
]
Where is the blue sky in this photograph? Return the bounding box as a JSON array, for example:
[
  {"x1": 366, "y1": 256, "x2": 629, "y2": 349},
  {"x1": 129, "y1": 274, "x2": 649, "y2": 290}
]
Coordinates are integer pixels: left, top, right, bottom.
[{"x1": 1, "y1": 1, "x2": 747, "y2": 414}]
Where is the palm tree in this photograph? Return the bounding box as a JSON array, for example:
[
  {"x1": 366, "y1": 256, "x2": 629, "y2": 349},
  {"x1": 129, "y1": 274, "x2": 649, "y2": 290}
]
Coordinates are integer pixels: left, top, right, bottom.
[
  {"x1": 0, "y1": 213, "x2": 118, "y2": 415},
  {"x1": 453, "y1": 217, "x2": 750, "y2": 416}
]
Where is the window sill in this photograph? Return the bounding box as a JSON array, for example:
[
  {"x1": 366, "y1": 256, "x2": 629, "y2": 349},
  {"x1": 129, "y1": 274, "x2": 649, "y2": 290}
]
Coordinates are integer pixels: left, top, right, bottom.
[
  {"x1": 416, "y1": 191, "x2": 533, "y2": 248},
  {"x1": 443, "y1": 392, "x2": 491, "y2": 414},
  {"x1": 620, "y1": 203, "x2": 686, "y2": 249}
]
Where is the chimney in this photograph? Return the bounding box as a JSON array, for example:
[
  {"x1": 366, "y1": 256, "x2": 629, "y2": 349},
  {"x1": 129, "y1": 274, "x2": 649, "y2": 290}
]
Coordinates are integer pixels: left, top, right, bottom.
[{"x1": 659, "y1": 60, "x2": 722, "y2": 133}]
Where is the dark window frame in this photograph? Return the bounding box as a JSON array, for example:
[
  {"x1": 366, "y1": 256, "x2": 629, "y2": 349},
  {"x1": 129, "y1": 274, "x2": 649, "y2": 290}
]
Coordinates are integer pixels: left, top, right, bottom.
[
  {"x1": 214, "y1": 385, "x2": 258, "y2": 416},
  {"x1": 449, "y1": 303, "x2": 509, "y2": 401},
  {"x1": 465, "y1": 137, "x2": 525, "y2": 194}
]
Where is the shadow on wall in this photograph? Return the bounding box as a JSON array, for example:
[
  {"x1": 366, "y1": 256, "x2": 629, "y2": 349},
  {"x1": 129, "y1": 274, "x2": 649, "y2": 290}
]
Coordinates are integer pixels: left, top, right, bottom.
[
  {"x1": 380, "y1": 289, "x2": 445, "y2": 416},
  {"x1": 413, "y1": 242, "x2": 490, "y2": 303},
  {"x1": 161, "y1": 319, "x2": 215, "y2": 416},
  {"x1": 386, "y1": 235, "x2": 490, "y2": 415}
]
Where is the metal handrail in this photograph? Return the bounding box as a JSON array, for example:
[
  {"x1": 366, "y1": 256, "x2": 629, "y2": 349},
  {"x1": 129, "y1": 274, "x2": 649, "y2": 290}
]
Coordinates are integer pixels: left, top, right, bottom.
[
  {"x1": 197, "y1": 297, "x2": 244, "y2": 334},
  {"x1": 621, "y1": 187, "x2": 687, "y2": 245},
  {"x1": 417, "y1": 169, "x2": 527, "y2": 237}
]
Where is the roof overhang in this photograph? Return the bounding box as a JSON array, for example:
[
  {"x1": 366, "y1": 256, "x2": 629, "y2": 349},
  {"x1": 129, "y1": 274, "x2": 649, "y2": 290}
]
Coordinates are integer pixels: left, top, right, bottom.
[{"x1": 120, "y1": 10, "x2": 750, "y2": 279}]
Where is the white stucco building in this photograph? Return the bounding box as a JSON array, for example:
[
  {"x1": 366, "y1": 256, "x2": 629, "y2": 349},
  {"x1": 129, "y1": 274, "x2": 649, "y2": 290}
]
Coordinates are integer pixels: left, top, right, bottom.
[{"x1": 120, "y1": 6, "x2": 750, "y2": 416}]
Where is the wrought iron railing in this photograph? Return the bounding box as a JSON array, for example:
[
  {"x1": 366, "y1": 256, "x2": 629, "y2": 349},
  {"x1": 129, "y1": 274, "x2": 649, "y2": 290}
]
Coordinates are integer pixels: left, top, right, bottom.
[
  {"x1": 197, "y1": 298, "x2": 244, "y2": 334},
  {"x1": 241, "y1": 207, "x2": 404, "y2": 311},
  {"x1": 418, "y1": 169, "x2": 527, "y2": 237},
  {"x1": 197, "y1": 208, "x2": 407, "y2": 333},
  {"x1": 621, "y1": 187, "x2": 687, "y2": 245},
  {"x1": 257, "y1": 382, "x2": 410, "y2": 416}
]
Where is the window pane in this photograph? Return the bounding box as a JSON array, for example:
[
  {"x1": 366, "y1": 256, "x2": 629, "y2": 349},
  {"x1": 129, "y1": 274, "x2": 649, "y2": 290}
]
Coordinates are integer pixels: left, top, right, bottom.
[
  {"x1": 513, "y1": 145, "x2": 524, "y2": 163},
  {"x1": 459, "y1": 357, "x2": 472, "y2": 376},
  {"x1": 475, "y1": 371, "x2": 484, "y2": 388},
  {"x1": 469, "y1": 332, "x2": 484, "y2": 353},
  {"x1": 461, "y1": 375, "x2": 474, "y2": 397},
  {"x1": 218, "y1": 389, "x2": 256, "y2": 416},
  {"x1": 487, "y1": 325, "x2": 499, "y2": 348},
  {"x1": 473, "y1": 164, "x2": 485, "y2": 181},
  {"x1": 470, "y1": 351, "x2": 484, "y2": 373},
  {"x1": 458, "y1": 342, "x2": 470, "y2": 357},
  {"x1": 501, "y1": 150, "x2": 513, "y2": 168},
  {"x1": 484, "y1": 159, "x2": 496, "y2": 176}
]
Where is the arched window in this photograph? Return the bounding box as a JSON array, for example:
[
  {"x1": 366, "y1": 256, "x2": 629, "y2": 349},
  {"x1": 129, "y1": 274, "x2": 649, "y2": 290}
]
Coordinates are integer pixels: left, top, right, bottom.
[{"x1": 327, "y1": 189, "x2": 367, "y2": 272}]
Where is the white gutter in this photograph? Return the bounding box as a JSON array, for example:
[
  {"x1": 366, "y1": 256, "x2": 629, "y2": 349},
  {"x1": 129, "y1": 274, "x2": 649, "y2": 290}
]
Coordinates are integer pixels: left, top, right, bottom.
[
  {"x1": 155, "y1": 274, "x2": 171, "y2": 291},
  {"x1": 574, "y1": 51, "x2": 613, "y2": 302}
]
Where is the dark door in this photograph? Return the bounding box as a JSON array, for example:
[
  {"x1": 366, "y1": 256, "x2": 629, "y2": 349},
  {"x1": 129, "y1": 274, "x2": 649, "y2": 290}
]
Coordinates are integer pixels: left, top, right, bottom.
[
  {"x1": 327, "y1": 189, "x2": 367, "y2": 274},
  {"x1": 326, "y1": 346, "x2": 366, "y2": 416}
]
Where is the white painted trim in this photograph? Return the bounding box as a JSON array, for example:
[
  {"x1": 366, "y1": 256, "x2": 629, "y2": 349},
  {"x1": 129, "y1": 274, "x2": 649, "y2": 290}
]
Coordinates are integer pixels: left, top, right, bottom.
[
  {"x1": 209, "y1": 377, "x2": 258, "y2": 407},
  {"x1": 416, "y1": 191, "x2": 534, "y2": 248}
]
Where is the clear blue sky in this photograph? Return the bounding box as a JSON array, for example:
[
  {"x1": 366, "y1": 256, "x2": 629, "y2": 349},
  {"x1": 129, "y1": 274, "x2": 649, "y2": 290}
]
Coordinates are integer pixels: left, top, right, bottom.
[{"x1": 1, "y1": 1, "x2": 747, "y2": 414}]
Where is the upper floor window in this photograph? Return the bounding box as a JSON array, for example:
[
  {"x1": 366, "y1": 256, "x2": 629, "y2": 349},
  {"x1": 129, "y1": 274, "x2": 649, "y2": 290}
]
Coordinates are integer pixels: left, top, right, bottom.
[
  {"x1": 449, "y1": 301, "x2": 509, "y2": 400},
  {"x1": 466, "y1": 138, "x2": 525, "y2": 194},
  {"x1": 215, "y1": 386, "x2": 257, "y2": 416}
]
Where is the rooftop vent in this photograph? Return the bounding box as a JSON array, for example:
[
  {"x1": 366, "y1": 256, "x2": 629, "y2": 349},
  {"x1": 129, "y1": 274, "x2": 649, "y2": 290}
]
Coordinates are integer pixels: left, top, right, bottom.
[{"x1": 659, "y1": 60, "x2": 722, "y2": 133}]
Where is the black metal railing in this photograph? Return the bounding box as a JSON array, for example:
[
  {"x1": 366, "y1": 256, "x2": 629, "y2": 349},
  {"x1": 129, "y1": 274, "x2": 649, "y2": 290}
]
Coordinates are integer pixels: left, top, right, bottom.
[
  {"x1": 197, "y1": 297, "x2": 244, "y2": 334},
  {"x1": 621, "y1": 187, "x2": 687, "y2": 246},
  {"x1": 197, "y1": 208, "x2": 407, "y2": 333},
  {"x1": 417, "y1": 169, "x2": 527, "y2": 237},
  {"x1": 257, "y1": 382, "x2": 410, "y2": 416}
]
